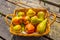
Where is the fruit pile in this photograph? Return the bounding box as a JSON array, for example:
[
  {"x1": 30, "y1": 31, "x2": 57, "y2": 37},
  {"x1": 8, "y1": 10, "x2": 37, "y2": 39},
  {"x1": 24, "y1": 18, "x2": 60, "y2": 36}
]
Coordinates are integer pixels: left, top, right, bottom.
[{"x1": 12, "y1": 9, "x2": 48, "y2": 34}]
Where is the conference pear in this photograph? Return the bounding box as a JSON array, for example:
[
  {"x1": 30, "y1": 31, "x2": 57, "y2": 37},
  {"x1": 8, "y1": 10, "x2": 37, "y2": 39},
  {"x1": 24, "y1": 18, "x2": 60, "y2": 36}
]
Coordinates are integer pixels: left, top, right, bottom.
[
  {"x1": 26, "y1": 9, "x2": 36, "y2": 17},
  {"x1": 37, "y1": 18, "x2": 47, "y2": 33}
]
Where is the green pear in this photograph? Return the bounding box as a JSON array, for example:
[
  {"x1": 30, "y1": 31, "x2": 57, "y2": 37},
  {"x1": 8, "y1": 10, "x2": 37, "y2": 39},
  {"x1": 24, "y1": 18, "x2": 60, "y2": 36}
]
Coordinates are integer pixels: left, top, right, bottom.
[
  {"x1": 31, "y1": 16, "x2": 39, "y2": 24},
  {"x1": 26, "y1": 9, "x2": 36, "y2": 17},
  {"x1": 37, "y1": 18, "x2": 47, "y2": 33},
  {"x1": 13, "y1": 25, "x2": 21, "y2": 31},
  {"x1": 37, "y1": 11, "x2": 44, "y2": 18},
  {"x1": 17, "y1": 12, "x2": 25, "y2": 17},
  {"x1": 37, "y1": 11, "x2": 44, "y2": 22}
]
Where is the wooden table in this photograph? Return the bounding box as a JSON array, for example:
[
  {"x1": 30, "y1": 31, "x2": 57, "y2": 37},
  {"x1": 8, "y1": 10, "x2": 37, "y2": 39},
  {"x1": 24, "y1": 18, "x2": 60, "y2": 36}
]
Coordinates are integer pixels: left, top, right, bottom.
[{"x1": 0, "y1": 0, "x2": 60, "y2": 40}]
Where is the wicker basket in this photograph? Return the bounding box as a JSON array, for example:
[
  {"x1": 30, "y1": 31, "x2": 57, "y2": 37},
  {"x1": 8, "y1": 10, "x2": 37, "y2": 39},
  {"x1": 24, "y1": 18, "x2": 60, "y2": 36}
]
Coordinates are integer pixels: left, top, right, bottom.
[{"x1": 5, "y1": 8, "x2": 56, "y2": 37}]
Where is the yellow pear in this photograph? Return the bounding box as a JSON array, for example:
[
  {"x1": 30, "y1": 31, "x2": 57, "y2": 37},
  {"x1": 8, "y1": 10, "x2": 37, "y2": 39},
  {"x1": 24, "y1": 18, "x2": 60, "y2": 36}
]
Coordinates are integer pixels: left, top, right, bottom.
[
  {"x1": 37, "y1": 11, "x2": 45, "y2": 22},
  {"x1": 26, "y1": 9, "x2": 36, "y2": 17},
  {"x1": 37, "y1": 18, "x2": 47, "y2": 33},
  {"x1": 31, "y1": 16, "x2": 39, "y2": 24}
]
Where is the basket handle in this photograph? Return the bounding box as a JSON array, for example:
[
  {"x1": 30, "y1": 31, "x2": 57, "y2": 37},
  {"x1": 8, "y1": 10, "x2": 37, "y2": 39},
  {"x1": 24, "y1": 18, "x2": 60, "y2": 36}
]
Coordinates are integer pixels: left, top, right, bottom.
[
  {"x1": 5, "y1": 14, "x2": 15, "y2": 26},
  {"x1": 49, "y1": 13, "x2": 56, "y2": 26}
]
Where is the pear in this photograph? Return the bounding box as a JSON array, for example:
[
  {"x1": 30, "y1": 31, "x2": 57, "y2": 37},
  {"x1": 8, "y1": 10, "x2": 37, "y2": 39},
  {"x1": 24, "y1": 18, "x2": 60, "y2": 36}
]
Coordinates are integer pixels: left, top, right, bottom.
[
  {"x1": 38, "y1": 17, "x2": 44, "y2": 22},
  {"x1": 21, "y1": 23, "x2": 25, "y2": 31},
  {"x1": 13, "y1": 25, "x2": 21, "y2": 31},
  {"x1": 37, "y1": 11, "x2": 45, "y2": 22},
  {"x1": 31, "y1": 16, "x2": 39, "y2": 24},
  {"x1": 19, "y1": 16, "x2": 23, "y2": 19},
  {"x1": 26, "y1": 9, "x2": 36, "y2": 17},
  {"x1": 37, "y1": 11, "x2": 44, "y2": 18},
  {"x1": 12, "y1": 16, "x2": 21, "y2": 25},
  {"x1": 37, "y1": 18, "x2": 47, "y2": 33},
  {"x1": 17, "y1": 12, "x2": 25, "y2": 17},
  {"x1": 25, "y1": 16, "x2": 30, "y2": 21}
]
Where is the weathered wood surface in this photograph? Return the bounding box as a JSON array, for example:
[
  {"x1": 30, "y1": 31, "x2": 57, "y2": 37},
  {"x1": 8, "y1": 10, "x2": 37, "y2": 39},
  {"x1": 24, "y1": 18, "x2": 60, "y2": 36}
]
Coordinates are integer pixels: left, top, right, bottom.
[{"x1": 0, "y1": 0, "x2": 60, "y2": 40}]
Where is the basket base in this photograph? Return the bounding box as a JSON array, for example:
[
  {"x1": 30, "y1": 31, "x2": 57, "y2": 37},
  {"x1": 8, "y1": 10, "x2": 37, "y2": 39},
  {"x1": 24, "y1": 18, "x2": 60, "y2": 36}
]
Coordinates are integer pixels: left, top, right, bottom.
[{"x1": 11, "y1": 35, "x2": 54, "y2": 40}]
